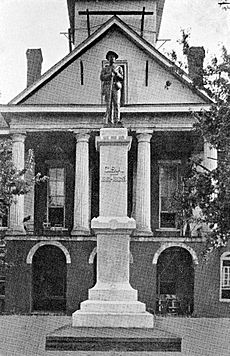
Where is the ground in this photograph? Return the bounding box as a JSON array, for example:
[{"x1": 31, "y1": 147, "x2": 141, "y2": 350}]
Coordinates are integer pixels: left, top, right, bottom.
[{"x1": 0, "y1": 315, "x2": 229, "y2": 356}]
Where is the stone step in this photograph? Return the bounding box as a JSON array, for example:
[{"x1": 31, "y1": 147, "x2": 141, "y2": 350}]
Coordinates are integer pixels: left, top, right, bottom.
[
  {"x1": 72, "y1": 310, "x2": 154, "y2": 328},
  {"x1": 46, "y1": 325, "x2": 182, "y2": 352},
  {"x1": 80, "y1": 300, "x2": 146, "y2": 313}
]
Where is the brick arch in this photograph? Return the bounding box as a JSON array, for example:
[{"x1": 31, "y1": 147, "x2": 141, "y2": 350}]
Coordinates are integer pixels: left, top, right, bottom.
[
  {"x1": 152, "y1": 242, "x2": 199, "y2": 265},
  {"x1": 26, "y1": 241, "x2": 71, "y2": 264},
  {"x1": 88, "y1": 247, "x2": 134, "y2": 264}
]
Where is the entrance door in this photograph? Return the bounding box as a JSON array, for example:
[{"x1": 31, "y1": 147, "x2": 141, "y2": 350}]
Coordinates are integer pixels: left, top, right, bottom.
[
  {"x1": 156, "y1": 247, "x2": 194, "y2": 315},
  {"x1": 32, "y1": 245, "x2": 66, "y2": 312}
]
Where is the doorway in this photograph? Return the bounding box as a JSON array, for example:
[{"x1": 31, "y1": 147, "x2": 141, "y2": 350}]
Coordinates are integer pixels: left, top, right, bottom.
[
  {"x1": 156, "y1": 247, "x2": 194, "y2": 315},
  {"x1": 32, "y1": 245, "x2": 67, "y2": 312}
]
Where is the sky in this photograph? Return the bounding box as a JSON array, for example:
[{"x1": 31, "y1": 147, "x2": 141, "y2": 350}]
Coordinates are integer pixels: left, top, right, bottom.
[{"x1": 0, "y1": 0, "x2": 229, "y2": 104}]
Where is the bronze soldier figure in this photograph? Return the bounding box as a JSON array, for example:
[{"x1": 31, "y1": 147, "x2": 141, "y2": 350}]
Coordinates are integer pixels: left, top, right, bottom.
[{"x1": 100, "y1": 51, "x2": 123, "y2": 125}]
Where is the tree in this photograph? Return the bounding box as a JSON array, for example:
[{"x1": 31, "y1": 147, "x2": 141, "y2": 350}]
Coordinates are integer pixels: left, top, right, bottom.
[
  {"x1": 0, "y1": 138, "x2": 47, "y2": 227},
  {"x1": 171, "y1": 36, "x2": 230, "y2": 255}
]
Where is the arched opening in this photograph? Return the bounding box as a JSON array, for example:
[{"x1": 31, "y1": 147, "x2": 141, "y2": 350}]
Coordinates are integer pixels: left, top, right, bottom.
[
  {"x1": 32, "y1": 245, "x2": 67, "y2": 312},
  {"x1": 156, "y1": 247, "x2": 194, "y2": 316}
]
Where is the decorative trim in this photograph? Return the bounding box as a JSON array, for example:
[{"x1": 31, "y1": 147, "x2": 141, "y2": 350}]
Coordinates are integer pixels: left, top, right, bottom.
[
  {"x1": 88, "y1": 247, "x2": 133, "y2": 264},
  {"x1": 152, "y1": 242, "x2": 199, "y2": 265},
  {"x1": 5, "y1": 235, "x2": 97, "y2": 241},
  {"x1": 0, "y1": 103, "x2": 210, "y2": 114},
  {"x1": 26, "y1": 241, "x2": 71, "y2": 264},
  {"x1": 88, "y1": 247, "x2": 97, "y2": 264}
]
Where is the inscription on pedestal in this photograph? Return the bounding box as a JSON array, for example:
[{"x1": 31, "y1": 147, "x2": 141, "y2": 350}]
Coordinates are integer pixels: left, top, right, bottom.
[{"x1": 102, "y1": 165, "x2": 126, "y2": 183}]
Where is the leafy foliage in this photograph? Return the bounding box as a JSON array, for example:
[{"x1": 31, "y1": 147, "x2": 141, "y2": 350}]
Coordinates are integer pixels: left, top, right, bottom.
[
  {"x1": 0, "y1": 138, "x2": 47, "y2": 221},
  {"x1": 172, "y1": 41, "x2": 230, "y2": 254}
]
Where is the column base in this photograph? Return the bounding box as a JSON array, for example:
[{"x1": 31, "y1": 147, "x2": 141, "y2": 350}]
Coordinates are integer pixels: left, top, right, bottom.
[
  {"x1": 6, "y1": 225, "x2": 26, "y2": 235},
  {"x1": 71, "y1": 227, "x2": 91, "y2": 236},
  {"x1": 133, "y1": 228, "x2": 153, "y2": 236}
]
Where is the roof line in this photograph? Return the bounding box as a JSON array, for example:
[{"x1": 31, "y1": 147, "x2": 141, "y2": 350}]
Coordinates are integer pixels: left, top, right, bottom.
[
  {"x1": 0, "y1": 103, "x2": 211, "y2": 114},
  {"x1": 9, "y1": 15, "x2": 212, "y2": 105}
]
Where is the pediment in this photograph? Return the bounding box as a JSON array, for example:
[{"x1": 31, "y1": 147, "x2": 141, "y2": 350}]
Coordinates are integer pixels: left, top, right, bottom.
[{"x1": 10, "y1": 16, "x2": 210, "y2": 107}]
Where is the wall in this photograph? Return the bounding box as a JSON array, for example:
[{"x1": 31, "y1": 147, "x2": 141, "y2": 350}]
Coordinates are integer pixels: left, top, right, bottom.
[
  {"x1": 194, "y1": 244, "x2": 230, "y2": 317},
  {"x1": 65, "y1": 240, "x2": 96, "y2": 314},
  {"x1": 5, "y1": 239, "x2": 97, "y2": 314},
  {"x1": 5, "y1": 238, "x2": 230, "y2": 317},
  {"x1": 130, "y1": 241, "x2": 158, "y2": 311},
  {"x1": 24, "y1": 29, "x2": 205, "y2": 106},
  {"x1": 5, "y1": 240, "x2": 34, "y2": 314},
  {"x1": 73, "y1": 0, "x2": 157, "y2": 46}
]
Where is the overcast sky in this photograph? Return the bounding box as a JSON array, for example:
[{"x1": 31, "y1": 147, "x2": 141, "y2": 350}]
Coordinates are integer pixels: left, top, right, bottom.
[{"x1": 0, "y1": 0, "x2": 229, "y2": 104}]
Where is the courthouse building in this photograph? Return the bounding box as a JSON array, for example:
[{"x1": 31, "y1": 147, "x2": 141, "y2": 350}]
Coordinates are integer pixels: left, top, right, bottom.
[{"x1": 0, "y1": 0, "x2": 230, "y2": 317}]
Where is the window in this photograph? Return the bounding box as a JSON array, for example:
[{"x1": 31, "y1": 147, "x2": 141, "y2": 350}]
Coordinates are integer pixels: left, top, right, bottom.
[
  {"x1": 159, "y1": 161, "x2": 180, "y2": 229},
  {"x1": 101, "y1": 60, "x2": 128, "y2": 105},
  {"x1": 220, "y1": 252, "x2": 230, "y2": 302},
  {"x1": 47, "y1": 168, "x2": 65, "y2": 228}
]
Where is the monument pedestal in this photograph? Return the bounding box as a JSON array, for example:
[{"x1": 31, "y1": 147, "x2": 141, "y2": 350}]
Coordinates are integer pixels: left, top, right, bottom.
[
  {"x1": 46, "y1": 128, "x2": 181, "y2": 352},
  {"x1": 72, "y1": 129, "x2": 153, "y2": 329},
  {"x1": 73, "y1": 215, "x2": 153, "y2": 328}
]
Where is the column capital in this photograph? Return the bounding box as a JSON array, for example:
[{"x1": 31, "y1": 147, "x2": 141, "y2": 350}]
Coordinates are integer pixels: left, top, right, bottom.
[
  {"x1": 73, "y1": 131, "x2": 90, "y2": 143},
  {"x1": 136, "y1": 132, "x2": 152, "y2": 143},
  {"x1": 11, "y1": 132, "x2": 27, "y2": 143}
]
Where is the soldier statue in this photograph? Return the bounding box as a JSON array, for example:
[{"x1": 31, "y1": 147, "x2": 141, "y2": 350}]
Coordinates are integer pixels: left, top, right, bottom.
[{"x1": 100, "y1": 51, "x2": 123, "y2": 125}]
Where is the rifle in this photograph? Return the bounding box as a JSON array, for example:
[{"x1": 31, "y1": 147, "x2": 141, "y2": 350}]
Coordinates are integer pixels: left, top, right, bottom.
[{"x1": 107, "y1": 71, "x2": 114, "y2": 124}]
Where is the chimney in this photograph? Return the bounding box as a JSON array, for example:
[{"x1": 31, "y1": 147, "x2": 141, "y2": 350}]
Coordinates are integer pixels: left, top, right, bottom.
[
  {"x1": 187, "y1": 47, "x2": 205, "y2": 87},
  {"x1": 26, "y1": 48, "x2": 43, "y2": 87}
]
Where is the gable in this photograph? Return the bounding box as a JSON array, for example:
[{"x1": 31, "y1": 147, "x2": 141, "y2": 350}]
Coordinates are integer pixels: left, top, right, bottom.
[{"x1": 22, "y1": 27, "x2": 208, "y2": 106}]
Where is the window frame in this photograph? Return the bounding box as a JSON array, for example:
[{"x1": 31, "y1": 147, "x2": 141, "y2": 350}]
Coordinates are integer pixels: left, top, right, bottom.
[
  {"x1": 220, "y1": 252, "x2": 230, "y2": 302},
  {"x1": 45, "y1": 162, "x2": 66, "y2": 230},
  {"x1": 158, "y1": 160, "x2": 181, "y2": 230},
  {"x1": 101, "y1": 60, "x2": 128, "y2": 105}
]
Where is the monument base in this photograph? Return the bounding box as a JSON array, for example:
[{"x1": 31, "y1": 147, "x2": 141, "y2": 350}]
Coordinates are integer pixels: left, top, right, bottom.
[
  {"x1": 72, "y1": 301, "x2": 153, "y2": 328},
  {"x1": 46, "y1": 326, "x2": 182, "y2": 352}
]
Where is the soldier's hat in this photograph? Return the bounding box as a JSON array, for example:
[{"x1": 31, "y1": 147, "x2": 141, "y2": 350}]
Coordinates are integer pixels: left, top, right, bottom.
[{"x1": 106, "y1": 51, "x2": 119, "y2": 60}]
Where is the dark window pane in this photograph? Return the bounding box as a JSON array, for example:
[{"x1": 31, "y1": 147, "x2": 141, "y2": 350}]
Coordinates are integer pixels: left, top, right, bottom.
[
  {"x1": 0, "y1": 278, "x2": 5, "y2": 295},
  {"x1": 161, "y1": 212, "x2": 176, "y2": 228},
  {"x1": 49, "y1": 207, "x2": 64, "y2": 227},
  {"x1": 221, "y1": 289, "x2": 230, "y2": 299}
]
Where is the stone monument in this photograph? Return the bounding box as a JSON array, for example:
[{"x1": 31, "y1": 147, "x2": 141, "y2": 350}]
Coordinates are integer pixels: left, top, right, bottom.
[
  {"x1": 46, "y1": 125, "x2": 181, "y2": 352},
  {"x1": 72, "y1": 127, "x2": 153, "y2": 328},
  {"x1": 46, "y1": 53, "x2": 181, "y2": 352}
]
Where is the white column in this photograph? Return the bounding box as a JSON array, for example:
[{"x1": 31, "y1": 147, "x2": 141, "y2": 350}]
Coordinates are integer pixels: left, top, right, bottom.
[
  {"x1": 24, "y1": 152, "x2": 34, "y2": 234},
  {"x1": 190, "y1": 139, "x2": 217, "y2": 237},
  {"x1": 9, "y1": 133, "x2": 26, "y2": 234},
  {"x1": 71, "y1": 132, "x2": 90, "y2": 236},
  {"x1": 203, "y1": 139, "x2": 217, "y2": 171},
  {"x1": 134, "y1": 132, "x2": 152, "y2": 235}
]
